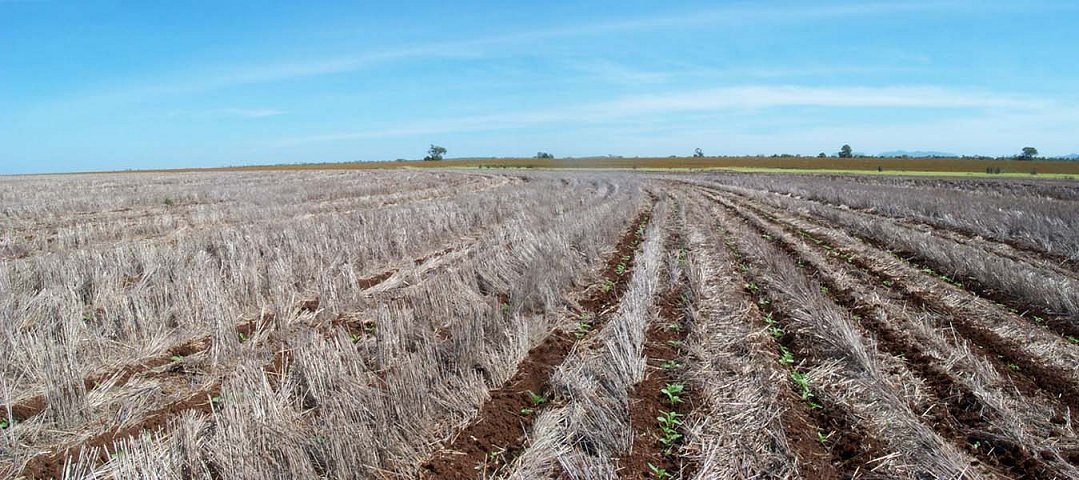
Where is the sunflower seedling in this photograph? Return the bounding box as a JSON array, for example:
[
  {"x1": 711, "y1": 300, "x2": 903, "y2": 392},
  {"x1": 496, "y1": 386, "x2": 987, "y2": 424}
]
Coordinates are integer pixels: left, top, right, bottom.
[
  {"x1": 817, "y1": 430, "x2": 832, "y2": 445},
  {"x1": 790, "y1": 371, "x2": 813, "y2": 401},
  {"x1": 648, "y1": 463, "x2": 672, "y2": 479},
  {"x1": 660, "y1": 360, "x2": 682, "y2": 370},
  {"x1": 769, "y1": 326, "x2": 784, "y2": 339},
  {"x1": 778, "y1": 345, "x2": 794, "y2": 365},
  {"x1": 526, "y1": 390, "x2": 547, "y2": 407},
  {"x1": 661, "y1": 383, "x2": 684, "y2": 405},
  {"x1": 601, "y1": 279, "x2": 615, "y2": 292}
]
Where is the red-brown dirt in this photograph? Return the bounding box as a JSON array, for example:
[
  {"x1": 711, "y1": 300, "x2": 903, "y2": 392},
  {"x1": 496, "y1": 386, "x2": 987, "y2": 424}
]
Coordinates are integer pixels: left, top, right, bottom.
[{"x1": 421, "y1": 209, "x2": 652, "y2": 479}]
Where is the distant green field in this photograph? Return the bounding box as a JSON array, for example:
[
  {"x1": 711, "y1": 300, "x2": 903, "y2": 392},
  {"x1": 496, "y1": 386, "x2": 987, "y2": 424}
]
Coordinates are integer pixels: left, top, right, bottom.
[{"x1": 108, "y1": 156, "x2": 1079, "y2": 178}]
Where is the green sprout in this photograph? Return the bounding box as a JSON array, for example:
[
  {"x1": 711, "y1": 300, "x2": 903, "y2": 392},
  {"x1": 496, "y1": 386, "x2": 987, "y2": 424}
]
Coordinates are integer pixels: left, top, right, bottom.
[
  {"x1": 790, "y1": 371, "x2": 813, "y2": 401},
  {"x1": 769, "y1": 326, "x2": 784, "y2": 339},
  {"x1": 1008, "y1": 363, "x2": 1020, "y2": 371},
  {"x1": 601, "y1": 279, "x2": 615, "y2": 292},
  {"x1": 744, "y1": 282, "x2": 759, "y2": 292},
  {"x1": 778, "y1": 346, "x2": 794, "y2": 365},
  {"x1": 1068, "y1": 336, "x2": 1079, "y2": 345},
  {"x1": 574, "y1": 320, "x2": 593, "y2": 339},
  {"x1": 1, "y1": 418, "x2": 10, "y2": 429},
  {"x1": 238, "y1": 332, "x2": 248, "y2": 343},
  {"x1": 817, "y1": 430, "x2": 831, "y2": 445},
  {"x1": 660, "y1": 360, "x2": 682, "y2": 370},
  {"x1": 169, "y1": 355, "x2": 184, "y2": 362},
  {"x1": 656, "y1": 411, "x2": 683, "y2": 431},
  {"x1": 660, "y1": 383, "x2": 684, "y2": 405},
  {"x1": 526, "y1": 390, "x2": 547, "y2": 407},
  {"x1": 648, "y1": 463, "x2": 672, "y2": 479}
]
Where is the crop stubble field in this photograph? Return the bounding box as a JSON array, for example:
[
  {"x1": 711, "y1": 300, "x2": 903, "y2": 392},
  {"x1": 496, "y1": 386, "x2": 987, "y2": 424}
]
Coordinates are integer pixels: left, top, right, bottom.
[{"x1": 0, "y1": 169, "x2": 1077, "y2": 479}]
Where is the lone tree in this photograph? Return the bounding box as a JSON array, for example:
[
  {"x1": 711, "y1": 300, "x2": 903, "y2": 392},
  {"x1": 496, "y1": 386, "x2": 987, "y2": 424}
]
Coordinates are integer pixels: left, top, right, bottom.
[
  {"x1": 693, "y1": 148, "x2": 705, "y2": 158},
  {"x1": 424, "y1": 144, "x2": 447, "y2": 161},
  {"x1": 838, "y1": 144, "x2": 854, "y2": 158},
  {"x1": 817, "y1": 152, "x2": 827, "y2": 158},
  {"x1": 535, "y1": 152, "x2": 554, "y2": 159},
  {"x1": 1020, "y1": 146, "x2": 1038, "y2": 160}
]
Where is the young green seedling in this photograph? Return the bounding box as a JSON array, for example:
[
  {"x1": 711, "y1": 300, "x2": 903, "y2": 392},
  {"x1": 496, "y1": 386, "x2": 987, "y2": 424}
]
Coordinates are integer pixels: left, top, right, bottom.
[
  {"x1": 769, "y1": 326, "x2": 784, "y2": 339},
  {"x1": 648, "y1": 463, "x2": 672, "y2": 479},
  {"x1": 790, "y1": 371, "x2": 813, "y2": 401},
  {"x1": 660, "y1": 383, "x2": 684, "y2": 405},
  {"x1": 817, "y1": 430, "x2": 832, "y2": 445},
  {"x1": 660, "y1": 360, "x2": 682, "y2": 370},
  {"x1": 526, "y1": 390, "x2": 547, "y2": 407},
  {"x1": 778, "y1": 345, "x2": 794, "y2": 365}
]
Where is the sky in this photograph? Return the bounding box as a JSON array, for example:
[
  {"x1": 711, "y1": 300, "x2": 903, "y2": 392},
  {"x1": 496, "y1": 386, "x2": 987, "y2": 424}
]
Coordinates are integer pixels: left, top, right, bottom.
[{"x1": 2, "y1": 0, "x2": 1078, "y2": 174}]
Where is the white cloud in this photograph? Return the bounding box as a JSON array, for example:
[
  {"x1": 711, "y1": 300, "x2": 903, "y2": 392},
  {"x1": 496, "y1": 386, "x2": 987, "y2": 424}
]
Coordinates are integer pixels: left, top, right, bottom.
[
  {"x1": 274, "y1": 85, "x2": 1049, "y2": 146},
  {"x1": 57, "y1": 1, "x2": 973, "y2": 104}
]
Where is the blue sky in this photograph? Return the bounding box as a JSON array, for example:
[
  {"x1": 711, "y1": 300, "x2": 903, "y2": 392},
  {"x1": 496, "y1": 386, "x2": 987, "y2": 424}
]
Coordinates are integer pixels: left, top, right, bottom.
[{"x1": 3, "y1": 1, "x2": 1078, "y2": 173}]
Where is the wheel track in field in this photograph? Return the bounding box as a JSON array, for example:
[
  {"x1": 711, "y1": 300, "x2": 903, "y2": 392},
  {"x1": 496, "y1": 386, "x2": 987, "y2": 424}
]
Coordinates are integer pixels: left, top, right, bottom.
[
  {"x1": 707, "y1": 186, "x2": 1079, "y2": 414},
  {"x1": 702, "y1": 187, "x2": 1076, "y2": 478},
  {"x1": 736, "y1": 183, "x2": 1079, "y2": 277},
  {"x1": 719, "y1": 184, "x2": 1079, "y2": 340},
  {"x1": 703, "y1": 200, "x2": 892, "y2": 478},
  {"x1": 420, "y1": 206, "x2": 654, "y2": 480}
]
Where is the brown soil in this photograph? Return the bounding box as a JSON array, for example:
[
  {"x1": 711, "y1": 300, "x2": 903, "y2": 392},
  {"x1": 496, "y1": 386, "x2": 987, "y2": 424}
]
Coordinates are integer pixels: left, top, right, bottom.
[
  {"x1": 620, "y1": 231, "x2": 697, "y2": 479},
  {"x1": 356, "y1": 269, "x2": 396, "y2": 289},
  {"x1": 19, "y1": 383, "x2": 220, "y2": 480},
  {"x1": 421, "y1": 209, "x2": 652, "y2": 479}
]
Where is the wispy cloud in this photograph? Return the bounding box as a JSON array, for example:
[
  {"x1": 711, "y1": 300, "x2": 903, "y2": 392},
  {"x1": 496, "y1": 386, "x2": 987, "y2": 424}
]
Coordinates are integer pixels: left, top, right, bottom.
[
  {"x1": 65, "y1": 1, "x2": 973, "y2": 104},
  {"x1": 275, "y1": 85, "x2": 1048, "y2": 146}
]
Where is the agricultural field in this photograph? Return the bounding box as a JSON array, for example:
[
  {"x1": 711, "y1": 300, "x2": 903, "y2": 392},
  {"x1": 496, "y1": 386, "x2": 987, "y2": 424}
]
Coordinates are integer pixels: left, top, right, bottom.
[{"x1": 0, "y1": 169, "x2": 1077, "y2": 479}]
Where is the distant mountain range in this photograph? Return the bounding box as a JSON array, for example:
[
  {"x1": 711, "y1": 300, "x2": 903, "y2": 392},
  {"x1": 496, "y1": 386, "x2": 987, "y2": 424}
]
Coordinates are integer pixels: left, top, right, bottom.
[
  {"x1": 1061, "y1": 154, "x2": 1079, "y2": 160},
  {"x1": 878, "y1": 150, "x2": 958, "y2": 158}
]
